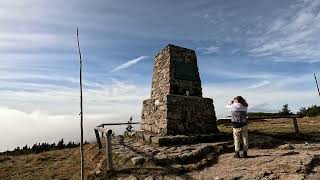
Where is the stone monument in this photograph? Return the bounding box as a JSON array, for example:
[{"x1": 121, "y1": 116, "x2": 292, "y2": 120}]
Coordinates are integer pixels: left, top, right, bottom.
[{"x1": 141, "y1": 44, "x2": 219, "y2": 136}]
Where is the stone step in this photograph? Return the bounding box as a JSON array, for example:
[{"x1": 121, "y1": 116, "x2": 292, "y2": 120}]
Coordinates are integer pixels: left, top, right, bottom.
[
  {"x1": 125, "y1": 131, "x2": 232, "y2": 147},
  {"x1": 95, "y1": 133, "x2": 282, "y2": 175},
  {"x1": 110, "y1": 136, "x2": 231, "y2": 170}
]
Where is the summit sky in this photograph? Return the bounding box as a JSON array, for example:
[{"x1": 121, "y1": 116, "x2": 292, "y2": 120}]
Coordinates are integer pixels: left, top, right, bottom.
[{"x1": 1, "y1": 0, "x2": 320, "y2": 151}]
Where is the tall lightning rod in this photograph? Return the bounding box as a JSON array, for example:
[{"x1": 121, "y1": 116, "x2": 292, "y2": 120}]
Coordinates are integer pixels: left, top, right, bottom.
[
  {"x1": 77, "y1": 27, "x2": 85, "y2": 180},
  {"x1": 314, "y1": 73, "x2": 320, "y2": 97}
]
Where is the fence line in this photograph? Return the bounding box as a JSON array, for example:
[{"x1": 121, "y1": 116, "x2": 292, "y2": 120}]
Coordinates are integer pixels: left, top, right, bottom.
[
  {"x1": 218, "y1": 116, "x2": 299, "y2": 133},
  {"x1": 94, "y1": 127, "x2": 113, "y2": 171}
]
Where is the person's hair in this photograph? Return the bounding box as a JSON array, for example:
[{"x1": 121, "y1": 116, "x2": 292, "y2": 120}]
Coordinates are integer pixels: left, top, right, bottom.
[{"x1": 234, "y1": 96, "x2": 248, "y2": 107}]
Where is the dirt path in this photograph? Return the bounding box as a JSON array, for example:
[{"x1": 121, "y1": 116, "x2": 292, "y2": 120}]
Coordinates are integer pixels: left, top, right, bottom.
[{"x1": 190, "y1": 143, "x2": 320, "y2": 180}]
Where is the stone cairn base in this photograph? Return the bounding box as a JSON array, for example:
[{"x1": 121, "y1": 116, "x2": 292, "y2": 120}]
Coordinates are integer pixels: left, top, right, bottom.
[
  {"x1": 110, "y1": 132, "x2": 233, "y2": 172},
  {"x1": 124, "y1": 131, "x2": 230, "y2": 147},
  {"x1": 90, "y1": 131, "x2": 291, "y2": 180},
  {"x1": 98, "y1": 132, "x2": 278, "y2": 176}
]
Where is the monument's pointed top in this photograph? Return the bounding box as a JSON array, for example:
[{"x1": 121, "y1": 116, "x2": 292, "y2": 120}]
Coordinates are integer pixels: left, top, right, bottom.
[
  {"x1": 155, "y1": 44, "x2": 195, "y2": 57},
  {"x1": 166, "y1": 44, "x2": 195, "y2": 52}
]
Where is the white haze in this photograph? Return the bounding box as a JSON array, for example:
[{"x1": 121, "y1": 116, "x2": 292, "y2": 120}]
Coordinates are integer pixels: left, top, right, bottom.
[{"x1": 1, "y1": 79, "x2": 319, "y2": 152}]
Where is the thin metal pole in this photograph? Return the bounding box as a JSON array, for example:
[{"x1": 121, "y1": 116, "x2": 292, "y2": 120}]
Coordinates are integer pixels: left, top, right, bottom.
[
  {"x1": 314, "y1": 73, "x2": 320, "y2": 97},
  {"x1": 77, "y1": 27, "x2": 85, "y2": 180}
]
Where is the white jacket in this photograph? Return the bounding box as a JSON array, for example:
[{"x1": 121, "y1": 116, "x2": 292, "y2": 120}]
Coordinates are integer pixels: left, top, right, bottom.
[
  {"x1": 226, "y1": 101, "x2": 248, "y2": 124},
  {"x1": 226, "y1": 102, "x2": 248, "y2": 112}
]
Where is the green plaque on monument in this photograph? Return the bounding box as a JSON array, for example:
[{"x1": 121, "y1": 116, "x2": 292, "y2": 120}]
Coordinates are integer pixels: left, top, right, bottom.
[{"x1": 175, "y1": 61, "x2": 196, "y2": 81}]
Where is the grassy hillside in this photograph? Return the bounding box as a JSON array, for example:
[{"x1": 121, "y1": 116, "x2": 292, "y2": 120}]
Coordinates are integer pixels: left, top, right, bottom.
[
  {"x1": 0, "y1": 117, "x2": 319, "y2": 179},
  {"x1": 0, "y1": 144, "x2": 104, "y2": 180}
]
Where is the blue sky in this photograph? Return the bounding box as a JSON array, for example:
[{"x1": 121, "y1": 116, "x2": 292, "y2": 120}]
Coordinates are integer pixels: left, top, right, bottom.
[{"x1": 1, "y1": 0, "x2": 320, "y2": 151}]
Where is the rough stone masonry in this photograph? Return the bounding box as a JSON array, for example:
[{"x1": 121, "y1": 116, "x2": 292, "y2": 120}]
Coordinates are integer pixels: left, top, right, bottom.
[{"x1": 141, "y1": 44, "x2": 219, "y2": 135}]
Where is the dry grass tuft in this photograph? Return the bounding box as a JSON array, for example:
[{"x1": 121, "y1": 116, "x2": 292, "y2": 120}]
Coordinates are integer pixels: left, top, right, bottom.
[{"x1": 0, "y1": 144, "x2": 105, "y2": 180}]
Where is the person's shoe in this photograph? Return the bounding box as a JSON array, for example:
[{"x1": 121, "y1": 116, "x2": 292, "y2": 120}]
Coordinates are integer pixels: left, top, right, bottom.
[
  {"x1": 234, "y1": 151, "x2": 240, "y2": 158},
  {"x1": 243, "y1": 151, "x2": 248, "y2": 158}
]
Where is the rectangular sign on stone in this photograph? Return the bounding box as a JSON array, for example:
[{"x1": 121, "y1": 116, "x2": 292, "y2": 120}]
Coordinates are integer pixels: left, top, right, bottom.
[{"x1": 174, "y1": 61, "x2": 196, "y2": 81}]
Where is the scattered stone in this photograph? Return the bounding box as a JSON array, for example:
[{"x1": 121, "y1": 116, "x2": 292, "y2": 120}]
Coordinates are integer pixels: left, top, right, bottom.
[
  {"x1": 144, "y1": 134, "x2": 153, "y2": 142},
  {"x1": 123, "y1": 175, "x2": 138, "y2": 180},
  {"x1": 175, "y1": 176, "x2": 186, "y2": 180},
  {"x1": 231, "y1": 176, "x2": 242, "y2": 180},
  {"x1": 163, "y1": 176, "x2": 177, "y2": 180},
  {"x1": 131, "y1": 156, "x2": 145, "y2": 165},
  {"x1": 258, "y1": 170, "x2": 273, "y2": 177},
  {"x1": 280, "y1": 151, "x2": 299, "y2": 156},
  {"x1": 279, "y1": 144, "x2": 295, "y2": 150},
  {"x1": 144, "y1": 176, "x2": 154, "y2": 180},
  {"x1": 108, "y1": 131, "x2": 320, "y2": 180}
]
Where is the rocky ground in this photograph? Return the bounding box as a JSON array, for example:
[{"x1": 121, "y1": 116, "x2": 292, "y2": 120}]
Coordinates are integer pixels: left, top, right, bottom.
[
  {"x1": 192, "y1": 143, "x2": 320, "y2": 180},
  {"x1": 100, "y1": 117, "x2": 320, "y2": 180},
  {"x1": 100, "y1": 138, "x2": 320, "y2": 180},
  {"x1": 0, "y1": 117, "x2": 319, "y2": 180}
]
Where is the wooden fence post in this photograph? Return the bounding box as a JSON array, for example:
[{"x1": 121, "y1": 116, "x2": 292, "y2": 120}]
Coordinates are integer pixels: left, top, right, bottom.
[
  {"x1": 101, "y1": 125, "x2": 104, "y2": 138},
  {"x1": 94, "y1": 129, "x2": 102, "y2": 149},
  {"x1": 106, "y1": 132, "x2": 113, "y2": 171},
  {"x1": 292, "y1": 117, "x2": 300, "y2": 133}
]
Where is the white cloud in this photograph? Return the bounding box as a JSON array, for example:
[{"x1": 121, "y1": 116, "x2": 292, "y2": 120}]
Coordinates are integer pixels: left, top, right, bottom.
[
  {"x1": 249, "y1": 0, "x2": 320, "y2": 62},
  {"x1": 249, "y1": 102, "x2": 277, "y2": 113},
  {"x1": 0, "y1": 32, "x2": 73, "y2": 50},
  {"x1": 203, "y1": 84, "x2": 319, "y2": 118},
  {"x1": 199, "y1": 46, "x2": 220, "y2": 54},
  {"x1": 111, "y1": 56, "x2": 148, "y2": 72},
  {"x1": 1, "y1": 75, "x2": 319, "y2": 151},
  {"x1": 202, "y1": 66, "x2": 277, "y2": 80},
  {"x1": 0, "y1": 79, "x2": 149, "y2": 113},
  {"x1": 201, "y1": 70, "x2": 319, "y2": 117},
  {"x1": 0, "y1": 107, "x2": 139, "y2": 152},
  {"x1": 0, "y1": 80, "x2": 149, "y2": 152},
  {"x1": 231, "y1": 49, "x2": 240, "y2": 54},
  {"x1": 203, "y1": 14, "x2": 210, "y2": 19},
  {"x1": 247, "y1": 80, "x2": 271, "y2": 89}
]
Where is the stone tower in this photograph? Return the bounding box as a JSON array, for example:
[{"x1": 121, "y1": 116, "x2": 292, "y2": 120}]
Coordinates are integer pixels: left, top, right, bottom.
[{"x1": 141, "y1": 44, "x2": 218, "y2": 135}]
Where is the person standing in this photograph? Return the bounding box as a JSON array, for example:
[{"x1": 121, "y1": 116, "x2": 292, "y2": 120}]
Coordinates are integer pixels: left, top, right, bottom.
[{"x1": 226, "y1": 96, "x2": 249, "y2": 158}]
